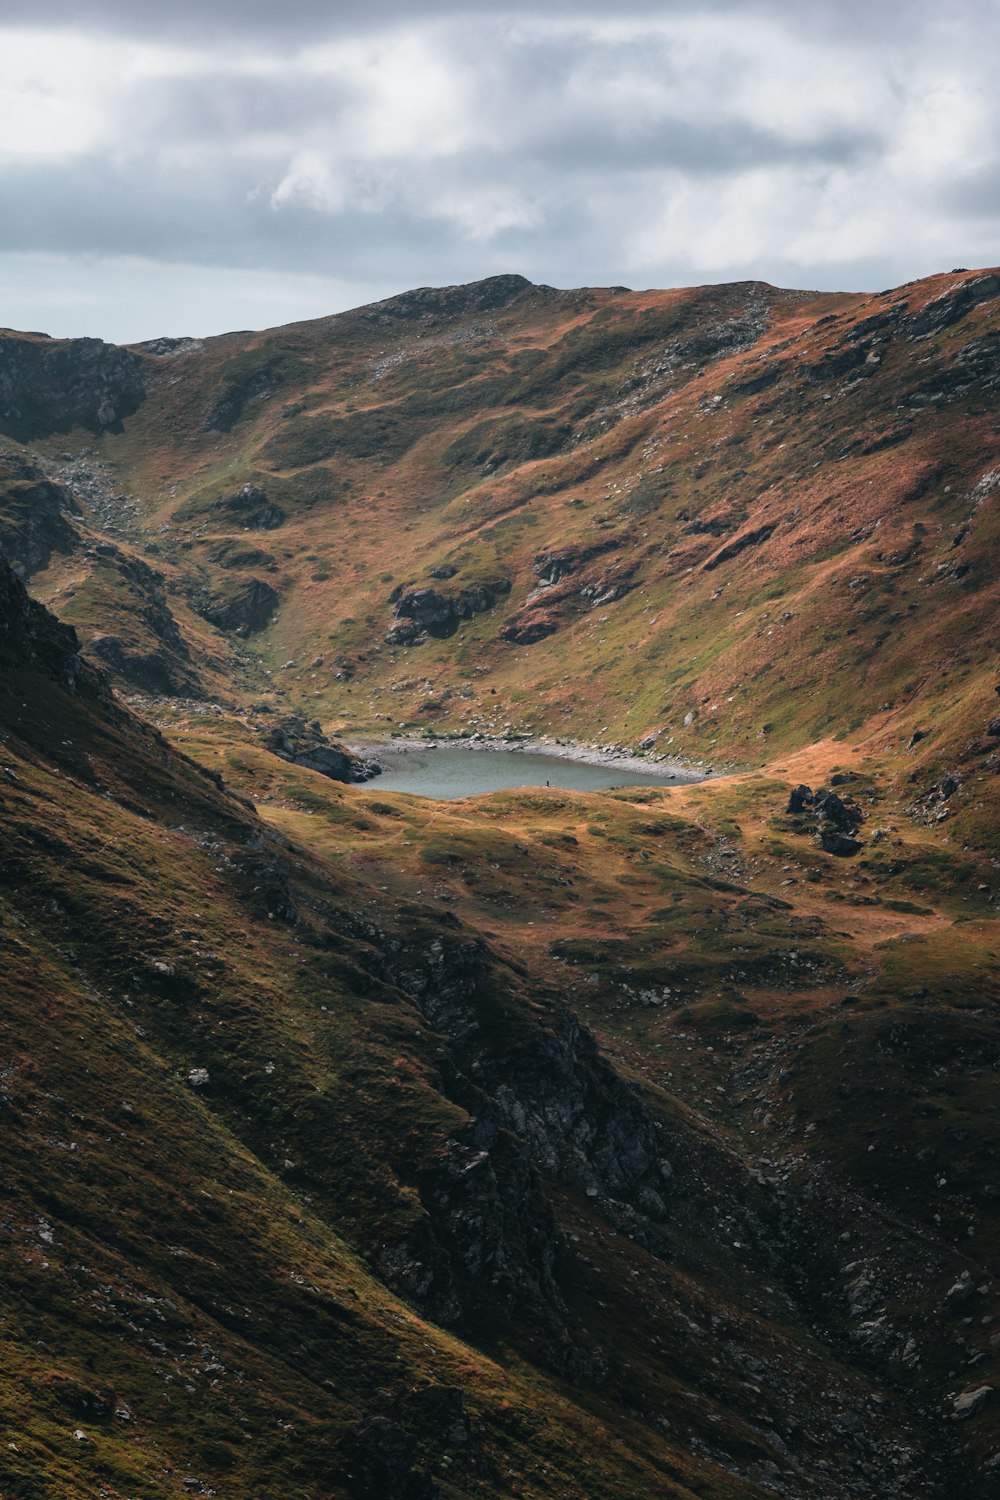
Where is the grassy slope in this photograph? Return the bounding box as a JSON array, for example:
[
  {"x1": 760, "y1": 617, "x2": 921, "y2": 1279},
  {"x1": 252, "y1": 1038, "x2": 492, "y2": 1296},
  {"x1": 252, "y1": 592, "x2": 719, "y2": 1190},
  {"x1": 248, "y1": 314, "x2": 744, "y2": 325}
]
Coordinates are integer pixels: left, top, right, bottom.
[
  {"x1": 5, "y1": 575, "x2": 954, "y2": 1500},
  {"x1": 14, "y1": 270, "x2": 996, "y2": 790},
  {"x1": 1, "y1": 270, "x2": 999, "y2": 1494},
  {"x1": 0, "y1": 610, "x2": 753, "y2": 1500},
  {"x1": 165, "y1": 712, "x2": 1000, "y2": 1471}
]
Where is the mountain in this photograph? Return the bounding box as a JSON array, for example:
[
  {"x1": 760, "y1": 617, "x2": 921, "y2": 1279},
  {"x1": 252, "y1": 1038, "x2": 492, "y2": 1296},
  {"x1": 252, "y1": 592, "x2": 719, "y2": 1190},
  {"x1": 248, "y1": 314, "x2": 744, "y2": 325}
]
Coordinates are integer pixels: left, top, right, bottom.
[
  {"x1": 0, "y1": 269, "x2": 998, "y2": 1498},
  {"x1": 6, "y1": 270, "x2": 999, "y2": 790}
]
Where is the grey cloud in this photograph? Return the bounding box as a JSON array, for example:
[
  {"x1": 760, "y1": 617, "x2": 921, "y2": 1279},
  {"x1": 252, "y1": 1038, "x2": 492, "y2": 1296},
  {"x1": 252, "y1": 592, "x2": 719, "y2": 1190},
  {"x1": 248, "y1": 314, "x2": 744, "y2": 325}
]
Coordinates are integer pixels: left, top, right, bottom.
[
  {"x1": 0, "y1": 96, "x2": 880, "y2": 277},
  {"x1": 939, "y1": 162, "x2": 1000, "y2": 219},
  {"x1": 131, "y1": 72, "x2": 360, "y2": 144},
  {"x1": 0, "y1": 155, "x2": 510, "y2": 278},
  {"x1": 522, "y1": 119, "x2": 883, "y2": 177},
  {"x1": 0, "y1": 158, "x2": 350, "y2": 269},
  {"x1": 0, "y1": 0, "x2": 997, "y2": 341},
  {"x1": 2, "y1": 1, "x2": 715, "y2": 38},
  {"x1": 8, "y1": 0, "x2": 952, "y2": 43}
]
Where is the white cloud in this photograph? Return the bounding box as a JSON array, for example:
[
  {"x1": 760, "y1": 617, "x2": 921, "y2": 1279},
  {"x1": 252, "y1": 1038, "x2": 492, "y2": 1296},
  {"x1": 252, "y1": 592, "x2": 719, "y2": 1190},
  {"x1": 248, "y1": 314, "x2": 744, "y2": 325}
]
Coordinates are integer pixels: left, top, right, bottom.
[
  {"x1": 0, "y1": 3, "x2": 996, "y2": 336},
  {"x1": 0, "y1": 32, "x2": 118, "y2": 161},
  {"x1": 326, "y1": 34, "x2": 475, "y2": 159},
  {"x1": 431, "y1": 182, "x2": 541, "y2": 240}
]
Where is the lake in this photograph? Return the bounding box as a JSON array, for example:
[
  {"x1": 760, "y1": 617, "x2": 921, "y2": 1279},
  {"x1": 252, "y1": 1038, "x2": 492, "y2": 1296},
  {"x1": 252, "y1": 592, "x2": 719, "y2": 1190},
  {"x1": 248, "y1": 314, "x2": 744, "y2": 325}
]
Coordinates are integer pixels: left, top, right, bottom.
[{"x1": 357, "y1": 743, "x2": 701, "y2": 799}]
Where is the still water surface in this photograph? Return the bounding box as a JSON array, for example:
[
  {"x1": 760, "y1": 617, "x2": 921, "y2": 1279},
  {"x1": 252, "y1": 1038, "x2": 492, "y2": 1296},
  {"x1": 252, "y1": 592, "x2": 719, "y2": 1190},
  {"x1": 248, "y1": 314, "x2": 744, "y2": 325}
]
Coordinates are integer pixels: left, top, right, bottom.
[{"x1": 362, "y1": 745, "x2": 699, "y2": 799}]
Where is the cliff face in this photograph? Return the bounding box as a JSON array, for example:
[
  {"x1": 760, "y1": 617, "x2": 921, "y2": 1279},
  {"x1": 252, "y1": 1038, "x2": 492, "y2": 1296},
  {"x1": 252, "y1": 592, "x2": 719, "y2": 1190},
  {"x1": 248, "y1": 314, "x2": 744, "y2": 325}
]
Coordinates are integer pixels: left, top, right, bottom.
[
  {"x1": 0, "y1": 330, "x2": 146, "y2": 440},
  {"x1": 0, "y1": 448, "x2": 80, "y2": 577},
  {"x1": 0, "y1": 546, "x2": 93, "y2": 690}
]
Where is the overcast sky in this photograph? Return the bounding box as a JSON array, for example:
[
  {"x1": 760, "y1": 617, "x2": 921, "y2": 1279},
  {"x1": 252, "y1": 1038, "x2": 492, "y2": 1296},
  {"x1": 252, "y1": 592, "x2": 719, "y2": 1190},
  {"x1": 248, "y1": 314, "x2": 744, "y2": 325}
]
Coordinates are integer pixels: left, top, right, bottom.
[{"x1": 1, "y1": 1, "x2": 997, "y2": 342}]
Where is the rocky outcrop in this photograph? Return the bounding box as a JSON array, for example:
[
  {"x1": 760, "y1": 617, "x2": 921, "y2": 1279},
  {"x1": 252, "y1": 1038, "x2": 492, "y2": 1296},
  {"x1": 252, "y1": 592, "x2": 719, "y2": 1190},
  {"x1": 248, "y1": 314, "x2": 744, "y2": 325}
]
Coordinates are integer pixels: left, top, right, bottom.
[
  {"x1": 703, "y1": 521, "x2": 777, "y2": 571},
  {"x1": 88, "y1": 635, "x2": 192, "y2": 698},
  {"x1": 356, "y1": 273, "x2": 544, "y2": 326},
  {"x1": 379, "y1": 1125, "x2": 564, "y2": 1334},
  {"x1": 0, "y1": 450, "x2": 80, "y2": 578},
  {"x1": 257, "y1": 714, "x2": 381, "y2": 783},
  {"x1": 213, "y1": 483, "x2": 286, "y2": 531},
  {"x1": 0, "y1": 332, "x2": 145, "y2": 441},
  {"x1": 205, "y1": 539, "x2": 276, "y2": 570},
  {"x1": 375, "y1": 932, "x2": 677, "y2": 1342},
  {"x1": 82, "y1": 541, "x2": 203, "y2": 696},
  {"x1": 196, "y1": 576, "x2": 279, "y2": 635},
  {"x1": 202, "y1": 360, "x2": 290, "y2": 433},
  {"x1": 0, "y1": 454, "x2": 201, "y2": 695},
  {"x1": 799, "y1": 342, "x2": 872, "y2": 385},
  {"x1": 499, "y1": 615, "x2": 559, "y2": 644},
  {"x1": 0, "y1": 550, "x2": 102, "y2": 697},
  {"x1": 386, "y1": 579, "x2": 510, "y2": 646},
  {"x1": 501, "y1": 545, "x2": 637, "y2": 644},
  {"x1": 906, "y1": 275, "x2": 1000, "y2": 338},
  {"x1": 131, "y1": 335, "x2": 204, "y2": 357},
  {"x1": 785, "y1": 783, "x2": 865, "y2": 856},
  {"x1": 342, "y1": 1414, "x2": 439, "y2": 1500},
  {"x1": 443, "y1": 413, "x2": 574, "y2": 474},
  {"x1": 533, "y1": 537, "x2": 620, "y2": 585}
]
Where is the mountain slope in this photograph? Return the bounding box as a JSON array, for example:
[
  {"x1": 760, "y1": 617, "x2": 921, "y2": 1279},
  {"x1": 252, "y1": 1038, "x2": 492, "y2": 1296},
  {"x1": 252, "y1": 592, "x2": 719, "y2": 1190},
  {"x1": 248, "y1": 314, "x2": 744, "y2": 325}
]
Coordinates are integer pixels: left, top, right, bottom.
[
  {"x1": 1, "y1": 269, "x2": 999, "y2": 1496},
  {"x1": 5, "y1": 526, "x2": 997, "y2": 1499},
  {"x1": 6, "y1": 270, "x2": 997, "y2": 794}
]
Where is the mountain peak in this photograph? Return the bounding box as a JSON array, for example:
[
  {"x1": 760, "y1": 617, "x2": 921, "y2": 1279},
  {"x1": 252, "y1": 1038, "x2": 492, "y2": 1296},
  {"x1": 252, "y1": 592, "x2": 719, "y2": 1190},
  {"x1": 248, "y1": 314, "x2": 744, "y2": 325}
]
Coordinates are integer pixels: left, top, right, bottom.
[{"x1": 353, "y1": 272, "x2": 550, "y2": 324}]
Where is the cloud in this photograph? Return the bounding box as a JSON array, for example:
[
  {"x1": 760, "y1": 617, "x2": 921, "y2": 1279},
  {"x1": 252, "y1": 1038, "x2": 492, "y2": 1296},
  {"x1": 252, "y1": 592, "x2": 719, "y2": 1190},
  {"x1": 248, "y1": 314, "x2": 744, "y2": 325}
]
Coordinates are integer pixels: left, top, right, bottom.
[
  {"x1": 0, "y1": 3, "x2": 996, "y2": 340},
  {"x1": 5, "y1": 1, "x2": 949, "y2": 42}
]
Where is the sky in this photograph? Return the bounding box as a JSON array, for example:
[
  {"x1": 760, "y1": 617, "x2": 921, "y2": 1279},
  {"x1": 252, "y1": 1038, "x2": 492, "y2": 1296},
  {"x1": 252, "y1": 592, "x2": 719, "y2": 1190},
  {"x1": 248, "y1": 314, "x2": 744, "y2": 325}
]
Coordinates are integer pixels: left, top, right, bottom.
[{"x1": 1, "y1": 1, "x2": 997, "y2": 342}]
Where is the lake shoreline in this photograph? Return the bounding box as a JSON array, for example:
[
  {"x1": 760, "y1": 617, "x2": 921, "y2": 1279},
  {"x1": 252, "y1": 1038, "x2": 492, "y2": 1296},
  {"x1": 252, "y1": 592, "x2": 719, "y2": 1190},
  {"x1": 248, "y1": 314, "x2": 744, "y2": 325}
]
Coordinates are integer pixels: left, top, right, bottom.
[{"x1": 348, "y1": 734, "x2": 710, "y2": 784}]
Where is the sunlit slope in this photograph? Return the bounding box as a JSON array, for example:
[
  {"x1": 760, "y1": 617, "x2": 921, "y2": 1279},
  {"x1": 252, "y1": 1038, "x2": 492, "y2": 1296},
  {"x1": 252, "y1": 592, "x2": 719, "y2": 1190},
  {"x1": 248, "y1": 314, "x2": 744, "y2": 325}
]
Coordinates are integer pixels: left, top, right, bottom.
[{"x1": 7, "y1": 269, "x2": 995, "y2": 786}]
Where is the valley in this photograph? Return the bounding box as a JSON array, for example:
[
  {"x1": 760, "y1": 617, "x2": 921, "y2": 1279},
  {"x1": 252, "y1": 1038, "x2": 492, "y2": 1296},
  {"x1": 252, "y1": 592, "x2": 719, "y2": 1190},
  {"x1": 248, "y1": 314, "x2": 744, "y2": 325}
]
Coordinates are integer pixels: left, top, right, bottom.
[{"x1": 0, "y1": 267, "x2": 998, "y2": 1499}]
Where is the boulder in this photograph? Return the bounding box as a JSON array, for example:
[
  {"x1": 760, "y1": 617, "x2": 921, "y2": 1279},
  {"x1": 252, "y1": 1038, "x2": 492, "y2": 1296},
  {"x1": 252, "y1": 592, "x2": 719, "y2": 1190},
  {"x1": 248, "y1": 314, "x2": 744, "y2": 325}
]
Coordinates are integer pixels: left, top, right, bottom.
[
  {"x1": 214, "y1": 484, "x2": 285, "y2": 530},
  {"x1": 819, "y1": 829, "x2": 863, "y2": 857},
  {"x1": 945, "y1": 1270, "x2": 976, "y2": 1309},
  {"x1": 259, "y1": 715, "x2": 381, "y2": 784},
  {"x1": 786, "y1": 784, "x2": 813, "y2": 814},
  {"x1": 387, "y1": 579, "x2": 509, "y2": 645},
  {"x1": 814, "y1": 788, "x2": 863, "y2": 831},
  {"x1": 952, "y1": 1385, "x2": 993, "y2": 1421},
  {"x1": 197, "y1": 577, "x2": 279, "y2": 634}
]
